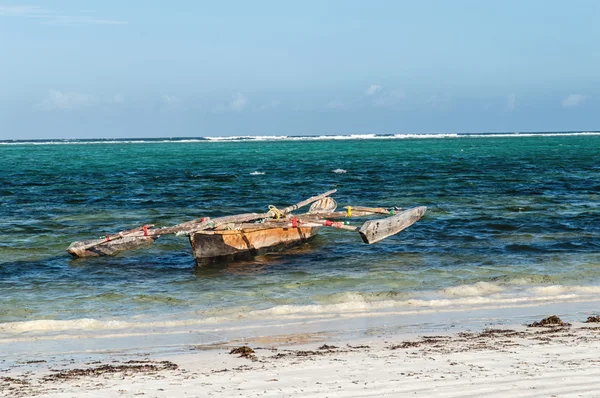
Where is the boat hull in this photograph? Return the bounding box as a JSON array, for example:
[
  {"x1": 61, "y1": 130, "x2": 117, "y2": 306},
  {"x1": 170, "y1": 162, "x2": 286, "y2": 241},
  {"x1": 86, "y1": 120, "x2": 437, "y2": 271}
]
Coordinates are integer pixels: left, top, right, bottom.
[{"x1": 189, "y1": 226, "x2": 321, "y2": 266}]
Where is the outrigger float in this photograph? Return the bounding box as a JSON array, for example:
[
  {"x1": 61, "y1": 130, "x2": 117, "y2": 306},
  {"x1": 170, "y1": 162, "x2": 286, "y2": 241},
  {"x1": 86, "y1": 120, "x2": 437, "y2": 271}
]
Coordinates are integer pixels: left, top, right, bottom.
[{"x1": 67, "y1": 190, "x2": 426, "y2": 266}]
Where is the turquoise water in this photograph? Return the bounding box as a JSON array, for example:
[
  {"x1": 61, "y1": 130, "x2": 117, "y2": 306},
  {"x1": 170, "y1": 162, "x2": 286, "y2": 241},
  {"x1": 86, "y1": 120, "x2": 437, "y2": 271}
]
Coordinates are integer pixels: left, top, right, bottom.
[{"x1": 1, "y1": 133, "x2": 599, "y2": 339}]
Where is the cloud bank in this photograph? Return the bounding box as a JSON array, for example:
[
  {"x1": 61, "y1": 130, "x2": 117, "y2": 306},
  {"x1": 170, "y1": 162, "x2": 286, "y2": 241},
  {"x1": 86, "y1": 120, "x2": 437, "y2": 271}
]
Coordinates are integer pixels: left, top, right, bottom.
[
  {"x1": 561, "y1": 94, "x2": 587, "y2": 108},
  {"x1": 36, "y1": 90, "x2": 95, "y2": 110},
  {"x1": 0, "y1": 5, "x2": 126, "y2": 25},
  {"x1": 229, "y1": 93, "x2": 248, "y2": 111},
  {"x1": 162, "y1": 95, "x2": 181, "y2": 105},
  {"x1": 326, "y1": 100, "x2": 345, "y2": 109},
  {"x1": 365, "y1": 84, "x2": 381, "y2": 96}
]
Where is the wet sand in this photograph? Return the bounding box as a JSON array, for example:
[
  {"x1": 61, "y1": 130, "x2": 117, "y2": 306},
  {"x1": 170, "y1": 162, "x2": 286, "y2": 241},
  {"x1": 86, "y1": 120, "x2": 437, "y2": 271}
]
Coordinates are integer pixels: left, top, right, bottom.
[{"x1": 3, "y1": 316, "x2": 600, "y2": 397}]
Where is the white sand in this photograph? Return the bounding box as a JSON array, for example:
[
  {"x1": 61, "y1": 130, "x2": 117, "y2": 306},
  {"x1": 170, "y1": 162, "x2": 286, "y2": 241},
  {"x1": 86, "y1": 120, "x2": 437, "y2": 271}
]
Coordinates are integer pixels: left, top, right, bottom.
[{"x1": 3, "y1": 321, "x2": 600, "y2": 397}]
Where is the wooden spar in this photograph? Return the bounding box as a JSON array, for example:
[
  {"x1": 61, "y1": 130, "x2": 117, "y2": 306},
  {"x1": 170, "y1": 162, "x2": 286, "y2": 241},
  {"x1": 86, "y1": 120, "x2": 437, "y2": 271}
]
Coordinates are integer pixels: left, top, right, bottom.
[
  {"x1": 281, "y1": 189, "x2": 337, "y2": 214},
  {"x1": 67, "y1": 216, "x2": 210, "y2": 256},
  {"x1": 67, "y1": 191, "x2": 338, "y2": 257},
  {"x1": 142, "y1": 217, "x2": 210, "y2": 236},
  {"x1": 71, "y1": 224, "x2": 156, "y2": 252},
  {"x1": 343, "y1": 206, "x2": 396, "y2": 215},
  {"x1": 297, "y1": 209, "x2": 384, "y2": 220},
  {"x1": 174, "y1": 212, "x2": 273, "y2": 235},
  {"x1": 67, "y1": 235, "x2": 156, "y2": 257},
  {"x1": 178, "y1": 189, "x2": 339, "y2": 234},
  {"x1": 208, "y1": 206, "x2": 393, "y2": 230},
  {"x1": 71, "y1": 215, "x2": 212, "y2": 253},
  {"x1": 210, "y1": 221, "x2": 358, "y2": 233},
  {"x1": 358, "y1": 206, "x2": 427, "y2": 244}
]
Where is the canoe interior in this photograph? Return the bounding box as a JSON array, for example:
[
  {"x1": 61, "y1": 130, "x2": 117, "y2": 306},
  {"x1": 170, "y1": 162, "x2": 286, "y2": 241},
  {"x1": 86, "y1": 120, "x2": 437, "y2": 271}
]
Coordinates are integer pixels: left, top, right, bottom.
[{"x1": 190, "y1": 226, "x2": 321, "y2": 266}]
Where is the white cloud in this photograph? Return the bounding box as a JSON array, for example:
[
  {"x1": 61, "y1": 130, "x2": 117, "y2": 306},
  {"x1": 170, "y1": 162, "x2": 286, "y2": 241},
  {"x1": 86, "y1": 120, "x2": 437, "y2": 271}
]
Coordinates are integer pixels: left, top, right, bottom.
[
  {"x1": 112, "y1": 94, "x2": 125, "y2": 104},
  {"x1": 507, "y1": 93, "x2": 516, "y2": 111},
  {"x1": 45, "y1": 15, "x2": 126, "y2": 26},
  {"x1": 326, "y1": 100, "x2": 345, "y2": 109},
  {"x1": 229, "y1": 93, "x2": 248, "y2": 111},
  {"x1": 0, "y1": 5, "x2": 126, "y2": 25},
  {"x1": 36, "y1": 90, "x2": 95, "y2": 110},
  {"x1": 0, "y1": 5, "x2": 47, "y2": 16},
  {"x1": 253, "y1": 100, "x2": 280, "y2": 112},
  {"x1": 365, "y1": 84, "x2": 381, "y2": 96},
  {"x1": 426, "y1": 92, "x2": 451, "y2": 109},
  {"x1": 162, "y1": 95, "x2": 180, "y2": 105},
  {"x1": 561, "y1": 94, "x2": 587, "y2": 108},
  {"x1": 372, "y1": 90, "x2": 405, "y2": 108}
]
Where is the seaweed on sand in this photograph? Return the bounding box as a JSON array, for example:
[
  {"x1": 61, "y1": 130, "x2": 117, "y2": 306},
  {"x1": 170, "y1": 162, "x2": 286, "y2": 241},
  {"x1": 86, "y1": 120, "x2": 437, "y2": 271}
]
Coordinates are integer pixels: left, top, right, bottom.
[
  {"x1": 42, "y1": 361, "x2": 178, "y2": 381},
  {"x1": 229, "y1": 346, "x2": 258, "y2": 361},
  {"x1": 528, "y1": 315, "x2": 571, "y2": 327}
]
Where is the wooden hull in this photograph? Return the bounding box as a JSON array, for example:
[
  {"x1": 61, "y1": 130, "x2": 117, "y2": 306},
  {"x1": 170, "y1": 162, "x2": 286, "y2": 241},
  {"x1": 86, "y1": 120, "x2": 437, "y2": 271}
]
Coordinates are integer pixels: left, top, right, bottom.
[{"x1": 189, "y1": 226, "x2": 321, "y2": 266}]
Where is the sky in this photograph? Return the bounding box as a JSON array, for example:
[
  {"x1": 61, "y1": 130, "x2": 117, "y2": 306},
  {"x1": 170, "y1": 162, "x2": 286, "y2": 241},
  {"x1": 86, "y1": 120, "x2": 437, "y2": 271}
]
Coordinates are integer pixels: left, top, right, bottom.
[{"x1": 0, "y1": 0, "x2": 599, "y2": 139}]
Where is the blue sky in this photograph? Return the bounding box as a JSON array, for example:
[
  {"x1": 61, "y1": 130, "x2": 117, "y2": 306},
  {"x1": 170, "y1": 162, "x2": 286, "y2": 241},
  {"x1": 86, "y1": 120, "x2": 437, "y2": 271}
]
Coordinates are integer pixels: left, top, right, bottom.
[{"x1": 0, "y1": 0, "x2": 598, "y2": 139}]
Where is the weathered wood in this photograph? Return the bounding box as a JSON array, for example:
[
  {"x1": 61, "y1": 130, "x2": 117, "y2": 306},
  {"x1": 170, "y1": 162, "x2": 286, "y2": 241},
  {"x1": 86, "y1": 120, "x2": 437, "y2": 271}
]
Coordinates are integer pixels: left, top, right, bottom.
[
  {"x1": 281, "y1": 189, "x2": 337, "y2": 214},
  {"x1": 67, "y1": 236, "x2": 156, "y2": 257},
  {"x1": 343, "y1": 206, "x2": 396, "y2": 215},
  {"x1": 358, "y1": 206, "x2": 427, "y2": 244},
  {"x1": 190, "y1": 226, "x2": 320, "y2": 266},
  {"x1": 68, "y1": 212, "x2": 273, "y2": 257},
  {"x1": 308, "y1": 197, "x2": 337, "y2": 213},
  {"x1": 185, "y1": 190, "x2": 338, "y2": 233},
  {"x1": 192, "y1": 205, "x2": 426, "y2": 263},
  {"x1": 66, "y1": 190, "x2": 427, "y2": 263},
  {"x1": 73, "y1": 224, "x2": 155, "y2": 251},
  {"x1": 68, "y1": 216, "x2": 210, "y2": 256},
  {"x1": 176, "y1": 190, "x2": 338, "y2": 234},
  {"x1": 68, "y1": 191, "x2": 339, "y2": 257},
  {"x1": 297, "y1": 210, "x2": 379, "y2": 220},
  {"x1": 176, "y1": 213, "x2": 274, "y2": 235},
  {"x1": 302, "y1": 220, "x2": 359, "y2": 232},
  {"x1": 144, "y1": 217, "x2": 210, "y2": 236},
  {"x1": 211, "y1": 221, "x2": 356, "y2": 232}
]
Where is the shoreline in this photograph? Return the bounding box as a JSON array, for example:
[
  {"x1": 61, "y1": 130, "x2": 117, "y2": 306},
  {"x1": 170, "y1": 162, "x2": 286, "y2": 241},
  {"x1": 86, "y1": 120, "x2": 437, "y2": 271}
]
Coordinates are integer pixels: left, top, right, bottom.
[
  {"x1": 3, "y1": 294, "x2": 600, "y2": 358},
  {"x1": 3, "y1": 314, "x2": 600, "y2": 397}
]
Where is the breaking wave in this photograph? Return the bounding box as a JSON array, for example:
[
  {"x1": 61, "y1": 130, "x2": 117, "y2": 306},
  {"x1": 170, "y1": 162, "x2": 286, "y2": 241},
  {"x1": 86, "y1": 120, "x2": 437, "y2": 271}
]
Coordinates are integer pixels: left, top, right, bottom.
[
  {"x1": 2, "y1": 131, "x2": 599, "y2": 145},
  {"x1": 3, "y1": 282, "x2": 600, "y2": 338}
]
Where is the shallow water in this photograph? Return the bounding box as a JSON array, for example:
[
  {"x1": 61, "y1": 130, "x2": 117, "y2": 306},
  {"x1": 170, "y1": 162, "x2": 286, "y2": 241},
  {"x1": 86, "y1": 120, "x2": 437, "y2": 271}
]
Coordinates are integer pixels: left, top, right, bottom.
[{"x1": 1, "y1": 133, "x2": 599, "y2": 342}]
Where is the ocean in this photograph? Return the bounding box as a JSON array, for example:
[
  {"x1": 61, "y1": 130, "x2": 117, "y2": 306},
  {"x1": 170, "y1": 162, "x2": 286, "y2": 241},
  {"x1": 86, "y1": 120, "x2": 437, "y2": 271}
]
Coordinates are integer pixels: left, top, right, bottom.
[{"x1": 1, "y1": 132, "x2": 599, "y2": 354}]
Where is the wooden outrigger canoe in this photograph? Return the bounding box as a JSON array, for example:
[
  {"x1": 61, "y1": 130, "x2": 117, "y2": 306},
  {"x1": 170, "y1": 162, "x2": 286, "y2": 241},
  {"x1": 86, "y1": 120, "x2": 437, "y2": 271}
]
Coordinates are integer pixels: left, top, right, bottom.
[
  {"x1": 188, "y1": 205, "x2": 426, "y2": 265},
  {"x1": 190, "y1": 225, "x2": 321, "y2": 265},
  {"x1": 67, "y1": 190, "x2": 427, "y2": 266}
]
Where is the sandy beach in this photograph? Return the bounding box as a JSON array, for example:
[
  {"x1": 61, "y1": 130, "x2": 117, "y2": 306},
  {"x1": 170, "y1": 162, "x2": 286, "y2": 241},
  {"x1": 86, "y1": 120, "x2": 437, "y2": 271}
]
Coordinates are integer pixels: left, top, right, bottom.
[{"x1": 3, "y1": 315, "x2": 600, "y2": 398}]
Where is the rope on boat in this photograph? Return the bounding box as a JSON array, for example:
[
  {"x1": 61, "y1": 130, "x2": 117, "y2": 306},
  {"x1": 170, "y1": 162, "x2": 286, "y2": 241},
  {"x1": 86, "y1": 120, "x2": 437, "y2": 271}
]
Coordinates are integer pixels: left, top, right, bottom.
[
  {"x1": 268, "y1": 205, "x2": 284, "y2": 219},
  {"x1": 346, "y1": 206, "x2": 352, "y2": 217}
]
